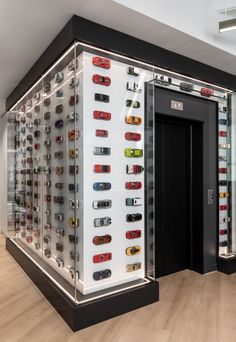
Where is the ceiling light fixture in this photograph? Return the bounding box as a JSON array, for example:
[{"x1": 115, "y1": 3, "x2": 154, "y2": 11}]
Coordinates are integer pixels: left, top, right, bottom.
[{"x1": 219, "y1": 18, "x2": 236, "y2": 33}]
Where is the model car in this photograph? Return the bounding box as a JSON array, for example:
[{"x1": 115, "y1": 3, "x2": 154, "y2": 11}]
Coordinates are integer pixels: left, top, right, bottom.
[
  {"x1": 54, "y1": 151, "x2": 63, "y2": 159},
  {"x1": 126, "y1": 100, "x2": 140, "y2": 108},
  {"x1": 126, "y1": 197, "x2": 142, "y2": 206},
  {"x1": 44, "y1": 111, "x2": 50, "y2": 120},
  {"x1": 69, "y1": 268, "x2": 80, "y2": 280},
  {"x1": 125, "y1": 148, "x2": 143, "y2": 158},
  {"x1": 68, "y1": 129, "x2": 79, "y2": 140},
  {"x1": 94, "y1": 93, "x2": 109, "y2": 102},
  {"x1": 56, "y1": 257, "x2": 64, "y2": 268},
  {"x1": 219, "y1": 143, "x2": 230, "y2": 149},
  {"x1": 44, "y1": 195, "x2": 51, "y2": 202},
  {"x1": 69, "y1": 148, "x2": 79, "y2": 159},
  {"x1": 44, "y1": 249, "x2": 51, "y2": 258},
  {"x1": 219, "y1": 180, "x2": 227, "y2": 186},
  {"x1": 125, "y1": 246, "x2": 141, "y2": 256},
  {"x1": 34, "y1": 105, "x2": 40, "y2": 113},
  {"x1": 126, "y1": 213, "x2": 142, "y2": 222},
  {"x1": 180, "y1": 82, "x2": 194, "y2": 92},
  {"x1": 44, "y1": 98, "x2": 50, "y2": 106},
  {"x1": 56, "y1": 166, "x2": 63, "y2": 175},
  {"x1": 69, "y1": 199, "x2": 79, "y2": 209},
  {"x1": 68, "y1": 235, "x2": 79, "y2": 244},
  {"x1": 219, "y1": 131, "x2": 227, "y2": 137},
  {"x1": 93, "y1": 269, "x2": 112, "y2": 281},
  {"x1": 125, "y1": 182, "x2": 142, "y2": 190},
  {"x1": 93, "y1": 235, "x2": 112, "y2": 245},
  {"x1": 201, "y1": 87, "x2": 214, "y2": 97},
  {"x1": 93, "y1": 110, "x2": 111, "y2": 120},
  {"x1": 70, "y1": 251, "x2": 79, "y2": 261},
  {"x1": 26, "y1": 122, "x2": 33, "y2": 129},
  {"x1": 55, "y1": 135, "x2": 63, "y2": 143},
  {"x1": 55, "y1": 71, "x2": 64, "y2": 83},
  {"x1": 56, "y1": 243, "x2": 64, "y2": 252},
  {"x1": 219, "y1": 205, "x2": 229, "y2": 210},
  {"x1": 219, "y1": 241, "x2": 227, "y2": 247},
  {"x1": 34, "y1": 92, "x2": 41, "y2": 101},
  {"x1": 219, "y1": 192, "x2": 229, "y2": 198},
  {"x1": 93, "y1": 200, "x2": 112, "y2": 209},
  {"x1": 66, "y1": 111, "x2": 79, "y2": 121},
  {"x1": 69, "y1": 77, "x2": 79, "y2": 89},
  {"x1": 54, "y1": 196, "x2": 64, "y2": 204},
  {"x1": 26, "y1": 236, "x2": 33, "y2": 244},
  {"x1": 219, "y1": 104, "x2": 227, "y2": 112},
  {"x1": 56, "y1": 89, "x2": 63, "y2": 97},
  {"x1": 126, "y1": 262, "x2": 141, "y2": 272},
  {"x1": 93, "y1": 182, "x2": 111, "y2": 191},
  {"x1": 34, "y1": 130, "x2": 40, "y2": 138},
  {"x1": 45, "y1": 209, "x2": 51, "y2": 216},
  {"x1": 34, "y1": 143, "x2": 40, "y2": 150},
  {"x1": 44, "y1": 140, "x2": 51, "y2": 147},
  {"x1": 26, "y1": 99, "x2": 32, "y2": 108},
  {"x1": 95, "y1": 129, "x2": 108, "y2": 137},
  {"x1": 21, "y1": 127, "x2": 26, "y2": 134},
  {"x1": 93, "y1": 147, "x2": 111, "y2": 155},
  {"x1": 92, "y1": 74, "x2": 111, "y2": 86},
  {"x1": 219, "y1": 229, "x2": 227, "y2": 236},
  {"x1": 34, "y1": 118, "x2": 41, "y2": 125},
  {"x1": 126, "y1": 230, "x2": 141, "y2": 239},
  {"x1": 69, "y1": 217, "x2": 79, "y2": 228},
  {"x1": 44, "y1": 223, "x2": 51, "y2": 230},
  {"x1": 219, "y1": 119, "x2": 227, "y2": 125},
  {"x1": 43, "y1": 82, "x2": 51, "y2": 93},
  {"x1": 45, "y1": 181, "x2": 51, "y2": 188},
  {"x1": 44, "y1": 166, "x2": 51, "y2": 175},
  {"x1": 93, "y1": 253, "x2": 112, "y2": 263},
  {"x1": 126, "y1": 81, "x2": 141, "y2": 92},
  {"x1": 44, "y1": 153, "x2": 51, "y2": 161},
  {"x1": 69, "y1": 94, "x2": 79, "y2": 105},
  {"x1": 56, "y1": 229, "x2": 64, "y2": 238},
  {"x1": 219, "y1": 168, "x2": 227, "y2": 173},
  {"x1": 92, "y1": 56, "x2": 110, "y2": 69},
  {"x1": 125, "y1": 115, "x2": 142, "y2": 125},
  {"x1": 68, "y1": 183, "x2": 79, "y2": 192},
  {"x1": 94, "y1": 217, "x2": 112, "y2": 227},
  {"x1": 20, "y1": 116, "x2": 26, "y2": 124},
  {"x1": 43, "y1": 236, "x2": 51, "y2": 244},
  {"x1": 155, "y1": 74, "x2": 172, "y2": 86},
  {"x1": 219, "y1": 217, "x2": 230, "y2": 223},
  {"x1": 69, "y1": 165, "x2": 79, "y2": 174},
  {"x1": 127, "y1": 66, "x2": 139, "y2": 76},
  {"x1": 55, "y1": 104, "x2": 63, "y2": 114},
  {"x1": 54, "y1": 213, "x2": 64, "y2": 221},
  {"x1": 55, "y1": 119, "x2": 64, "y2": 129},
  {"x1": 55, "y1": 182, "x2": 63, "y2": 189},
  {"x1": 125, "y1": 132, "x2": 141, "y2": 141},
  {"x1": 68, "y1": 58, "x2": 78, "y2": 71},
  {"x1": 34, "y1": 242, "x2": 40, "y2": 250}
]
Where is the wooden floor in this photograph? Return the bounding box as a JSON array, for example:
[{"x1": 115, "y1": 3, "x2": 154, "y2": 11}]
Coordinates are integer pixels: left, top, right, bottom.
[{"x1": 2, "y1": 235, "x2": 236, "y2": 342}]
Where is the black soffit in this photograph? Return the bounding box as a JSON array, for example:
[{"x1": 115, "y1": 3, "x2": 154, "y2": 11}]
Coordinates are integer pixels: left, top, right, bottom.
[{"x1": 6, "y1": 15, "x2": 236, "y2": 110}]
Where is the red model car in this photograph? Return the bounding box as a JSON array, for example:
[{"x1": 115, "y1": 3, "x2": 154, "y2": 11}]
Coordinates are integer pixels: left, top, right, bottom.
[
  {"x1": 92, "y1": 74, "x2": 111, "y2": 86},
  {"x1": 92, "y1": 56, "x2": 111, "y2": 69},
  {"x1": 201, "y1": 88, "x2": 214, "y2": 97},
  {"x1": 219, "y1": 168, "x2": 227, "y2": 174},
  {"x1": 93, "y1": 110, "x2": 111, "y2": 120},
  {"x1": 125, "y1": 182, "x2": 142, "y2": 190},
  {"x1": 93, "y1": 253, "x2": 112, "y2": 263},
  {"x1": 219, "y1": 131, "x2": 227, "y2": 137},
  {"x1": 125, "y1": 132, "x2": 141, "y2": 141},
  {"x1": 95, "y1": 129, "x2": 108, "y2": 137},
  {"x1": 126, "y1": 230, "x2": 141, "y2": 239},
  {"x1": 94, "y1": 164, "x2": 111, "y2": 173},
  {"x1": 219, "y1": 205, "x2": 229, "y2": 210},
  {"x1": 219, "y1": 229, "x2": 227, "y2": 235}
]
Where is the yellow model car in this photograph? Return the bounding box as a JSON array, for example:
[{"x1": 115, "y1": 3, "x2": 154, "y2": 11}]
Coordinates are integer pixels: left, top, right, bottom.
[
  {"x1": 125, "y1": 246, "x2": 141, "y2": 256},
  {"x1": 125, "y1": 148, "x2": 143, "y2": 158},
  {"x1": 125, "y1": 115, "x2": 142, "y2": 125},
  {"x1": 69, "y1": 217, "x2": 79, "y2": 228}
]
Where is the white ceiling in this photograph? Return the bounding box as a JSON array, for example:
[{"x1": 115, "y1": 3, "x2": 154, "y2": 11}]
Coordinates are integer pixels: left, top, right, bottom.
[{"x1": 1, "y1": 0, "x2": 236, "y2": 115}]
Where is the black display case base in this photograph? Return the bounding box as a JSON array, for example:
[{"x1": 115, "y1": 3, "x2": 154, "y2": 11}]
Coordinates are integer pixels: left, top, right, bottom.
[
  {"x1": 217, "y1": 256, "x2": 236, "y2": 275},
  {"x1": 6, "y1": 237, "x2": 159, "y2": 331}
]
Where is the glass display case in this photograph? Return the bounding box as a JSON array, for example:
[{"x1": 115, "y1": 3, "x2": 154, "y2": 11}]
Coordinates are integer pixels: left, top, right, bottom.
[{"x1": 6, "y1": 35, "x2": 234, "y2": 329}]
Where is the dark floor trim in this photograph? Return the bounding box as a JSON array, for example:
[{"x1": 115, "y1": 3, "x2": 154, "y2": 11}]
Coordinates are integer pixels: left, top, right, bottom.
[
  {"x1": 6, "y1": 237, "x2": 159, "y2": 331},
  {"x1": 6, "y1": 15, "x2": 236, "y2": 111},
  {"x1": 217, "y1": 256, "x2": 236, "y2": 275}
]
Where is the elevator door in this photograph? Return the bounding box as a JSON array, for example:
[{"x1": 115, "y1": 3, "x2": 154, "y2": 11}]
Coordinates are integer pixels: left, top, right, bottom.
[
  {"x1": 153, "y1": 87, "x2": 217, "y2": 276},
  {"x1": 156, "y1": 118, "x2": 192, "y2": 277}
]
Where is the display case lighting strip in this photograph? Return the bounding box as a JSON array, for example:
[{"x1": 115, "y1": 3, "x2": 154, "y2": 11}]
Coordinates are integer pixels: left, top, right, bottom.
[{"x1": 76, "y1": 41, "x2": 232, "y2": 93}]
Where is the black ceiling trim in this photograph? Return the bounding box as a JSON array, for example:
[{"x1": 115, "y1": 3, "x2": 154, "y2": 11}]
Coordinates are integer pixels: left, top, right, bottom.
[{"x1": 6, "y1": 15, "x2": 236, "y2": 110}]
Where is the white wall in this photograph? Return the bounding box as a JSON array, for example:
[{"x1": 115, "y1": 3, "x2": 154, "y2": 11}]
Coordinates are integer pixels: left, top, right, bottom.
[{"x1": 114, "y1": 0, "x2": 236, "y2": 56}]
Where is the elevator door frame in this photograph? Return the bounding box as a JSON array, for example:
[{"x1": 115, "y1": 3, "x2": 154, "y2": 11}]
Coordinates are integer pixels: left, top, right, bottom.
[{"x1": 154, "y1": 87, "x2": 218, "y2": 274}]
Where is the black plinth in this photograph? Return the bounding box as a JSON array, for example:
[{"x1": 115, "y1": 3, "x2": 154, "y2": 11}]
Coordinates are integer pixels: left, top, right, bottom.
[
  {"x1": 6, "y1": 237, "x2": 159, "y2": 331},
  {"x1": 217, "y1": 256, "x2": 236, "y2": 275}
]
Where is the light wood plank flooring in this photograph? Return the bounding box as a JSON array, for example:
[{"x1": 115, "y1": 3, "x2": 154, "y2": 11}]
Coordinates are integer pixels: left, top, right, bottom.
[{"x1": 1, "y1": 234, "x2": 236, "y2": 342}]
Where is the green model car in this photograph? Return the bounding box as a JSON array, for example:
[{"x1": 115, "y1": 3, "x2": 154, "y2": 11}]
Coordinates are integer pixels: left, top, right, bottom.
[{"x1": 125, "y1": 148, "x2": 143, "y2": 158}]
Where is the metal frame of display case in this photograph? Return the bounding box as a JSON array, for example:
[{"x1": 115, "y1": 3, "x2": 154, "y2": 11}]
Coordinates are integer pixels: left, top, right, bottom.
[{"x1": 5, "y1": 15, "x2": 236, "y2": 330}]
